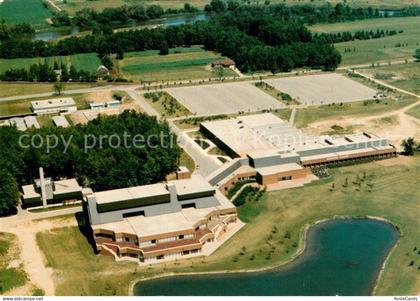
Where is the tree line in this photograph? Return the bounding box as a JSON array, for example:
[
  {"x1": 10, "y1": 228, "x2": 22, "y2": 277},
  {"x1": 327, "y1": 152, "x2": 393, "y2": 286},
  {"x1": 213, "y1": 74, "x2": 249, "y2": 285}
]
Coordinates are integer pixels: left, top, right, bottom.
[
  {"x1": 51, "y1": 3, "x2": 199, "y2": 28},
  {"x1": 0, "y1": 111, "x2": 181, "y2": 216},
  {"x1": 0, "y1": 61, "x2": 97, "y2": 82},
  {"x1": 314, "y1": 29, "x2": 402, "y2": 44},
  {"x1": 0, "y1": 5, "x2": 342, "y2": 72},
  {"x1": 0, "y1": 21, "x2": 35, "y2": 41}
]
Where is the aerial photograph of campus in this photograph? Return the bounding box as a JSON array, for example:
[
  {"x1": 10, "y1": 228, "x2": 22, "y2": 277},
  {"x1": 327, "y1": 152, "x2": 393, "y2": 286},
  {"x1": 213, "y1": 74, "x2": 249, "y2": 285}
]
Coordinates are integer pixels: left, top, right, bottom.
[{"x1": 0, "y1": 0, "x2": 419, "y2": 299}]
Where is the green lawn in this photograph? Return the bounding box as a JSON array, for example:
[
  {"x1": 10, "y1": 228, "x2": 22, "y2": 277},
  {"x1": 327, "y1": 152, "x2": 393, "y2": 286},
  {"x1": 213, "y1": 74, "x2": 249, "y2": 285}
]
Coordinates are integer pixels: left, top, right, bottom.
[
  {"x1": 118, "y1": 47, "x2": 235, "y2": 82},
  {"x1": 0, "y1": 232, "x2": 27, "y2": 293},
  {"x1": 310, "y1": 16, "x2": 420, "y2": 66},
  {"x1": 0, "y1": 0, "x2": 52, "y2": 29},
  {"x1": 0, "y1": 53, "x2": 102, "y2": 73},
  {"x1": 144, "y1": 91, "x2": 191, "y2": 118},
  {"x1": 294, "y1": 96, "x2": 417, "y2": 128},
  {"x1": 36, "y1": 156, "x2": 420, "y2": 295},
  {"x1": 406, "y1": 104, "x2": 420, "y2": 120},
  {"x1": 359, "y1": 62, "x2": 420, "y2": 94}
]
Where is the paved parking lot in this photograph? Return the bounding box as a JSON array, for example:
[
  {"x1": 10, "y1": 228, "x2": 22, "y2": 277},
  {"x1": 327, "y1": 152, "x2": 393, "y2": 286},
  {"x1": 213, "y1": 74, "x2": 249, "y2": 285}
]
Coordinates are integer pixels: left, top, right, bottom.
[
  {"x1": 266, "y1": 73, "x2": 377, "y2": 105},
  {"x1": 166, "y1": 82, "x2": 283, "y2": 115}
]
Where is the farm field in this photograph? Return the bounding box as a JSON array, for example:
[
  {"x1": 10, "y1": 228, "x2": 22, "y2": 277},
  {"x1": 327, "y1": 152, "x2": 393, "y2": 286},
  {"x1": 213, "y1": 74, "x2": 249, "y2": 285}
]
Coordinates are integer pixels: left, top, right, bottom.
[
  {"x1": 265, "y1": 73, "x2": 377, "y2": 105},
  {"x1": 35, "y1": 156, "x2": 420, "y2": 295},
  {"x1": 310, "y1": 16, "x2": 420, "y2": 66},
  {"x1": 52, "y1": 0, "x2": 418, "y2": 14},
  {"x1": 0, "y1": 0, "x2": 52, "y2": 29},
  {"x1": 359, "y1": 62, "x2": 420, "y2": 95},
  {"x1": 0, "y1": 82, "x2": 97, "y2": 98},
  {"x1": 0, "y1": 53, "x2": 102, "y2": 74},
  {"x1": 166, "y1": 82, "x2": 283, "y2": 115},
  {"x1": 118, "y1": 47, "x2": 235, "y2": 82}
]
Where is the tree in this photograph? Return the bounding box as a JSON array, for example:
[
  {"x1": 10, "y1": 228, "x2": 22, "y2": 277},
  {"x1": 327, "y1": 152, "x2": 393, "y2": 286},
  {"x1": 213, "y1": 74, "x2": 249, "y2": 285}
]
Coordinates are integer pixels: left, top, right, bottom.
[
  {"x1": 401, "y1": 137, "x2": 417, "y2": 156},
  {"x1": 213, "y1": 65, "x2": 225, "y2": 80},
  {"x1": 414, "y1": 49, "x2": 420, "y2": 60},
  {"x1": 0, "y1": 170, "x2": 19, "y2": 216},
  {"x1": 159, "y1": 41, "x2": 169, "y2": 55},
  {"x1": 53, "y1": 81, "x2": 66, "y2": 95},
  {"x1": 100, "y1": 54, "x2": 113, "y2": 70}
]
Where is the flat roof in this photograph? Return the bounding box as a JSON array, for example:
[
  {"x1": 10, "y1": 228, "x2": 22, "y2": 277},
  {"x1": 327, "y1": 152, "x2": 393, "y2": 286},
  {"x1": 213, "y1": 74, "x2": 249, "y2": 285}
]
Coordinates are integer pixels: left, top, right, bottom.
[
  {"x1": 94, "y1": 183, "x2": 169, "y2": 205},
  {"x1": 256, "y1": 163, "x2": 303, "y2": 176},
  {"x1": 23, "y1": 116, "x2": 40, "y2": 129},
  {"x1": 53, "y1": 179, "x2": 81, "y2": 194},
  {"x1": 169, "y1": 175, "x2": 215, "y2": 197},
  {"x1": 22, "y1": 185, "x2": 40, "y2": 199},
  {"x1": 31, "y1": 97, "x2": 76, "y2": 110},
  {"x1": 52, "y1": 116, "x2": 70, "y2": 128},
  {"x1": 93, "y1": 191, "x2": 235, "y2": 237}
]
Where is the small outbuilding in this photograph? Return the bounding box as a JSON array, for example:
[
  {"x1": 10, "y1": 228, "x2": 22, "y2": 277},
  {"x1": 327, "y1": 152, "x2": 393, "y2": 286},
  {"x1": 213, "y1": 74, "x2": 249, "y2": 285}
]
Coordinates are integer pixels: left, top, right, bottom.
[
  {"x1": 211, "y1": 59, "x2": 236, "y2": 68},
  {"x1": 97, "y1": 65, "x2": 110, "y2": 77}
]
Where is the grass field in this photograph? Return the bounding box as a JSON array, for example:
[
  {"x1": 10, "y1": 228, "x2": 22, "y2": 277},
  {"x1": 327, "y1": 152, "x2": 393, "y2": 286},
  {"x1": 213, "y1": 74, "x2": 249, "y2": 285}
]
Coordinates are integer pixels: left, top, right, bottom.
[
  {"x1": 0, "y1": 232, "x2": 27, "y2": 293},
  {"x1": 359, "y1": 62, "x2": 420, "y2": 94},
  {"x1": 0, "y1": 0, "x2": 52, "y2": 29},
  {"x1": 118, "y1": 47, "x2": 234, "y2": 82},
  {"x1": 310, "y1": 16, "x2": 420, "y2": 66},
  {"x1": 36, "y1": 156, "x2": 420, "y2": 295},
  {"x1": 144, "y1": 91, "x2": 191, "y2": 118},
  {"x1": 0, "y1": 53, "x2": 102, "y2": 74},
  {"x1": 0, "y1": 82, "x2": 96, "y2": 98},
  {"x1": 406, "y1": 104, "x2": 420, "y2": 120},
  {"x1": 294, "y1": 95, "x2": 417, "y2": 128}
]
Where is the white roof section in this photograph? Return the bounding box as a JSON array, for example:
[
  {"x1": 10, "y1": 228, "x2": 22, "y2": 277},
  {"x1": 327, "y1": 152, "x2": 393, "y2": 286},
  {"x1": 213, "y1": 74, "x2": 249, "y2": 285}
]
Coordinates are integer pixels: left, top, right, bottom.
[
  {"x1": 169, "y1": 175, "x2": 214, "y2": 196},
  {"x1": 94, "y1": 183, "x2": 169, "y2": 205},
  {"x1": 52, "y1": 116, "x2": 70, "y2": 128},
  {"x1": 23, "y1": 116, "x2": 40, "y2": 129},
  {"x1": 256, "y1": 163, "x2": 303, "y2": 176},
  {"x1": 22, "y1": 184, "x2": 40, "y2": 199},
  {"x1": 31, "y1": 97, "x2": 76, "y2": 110},
  {"x1": 9, "y1": 118, "x2": 27, "y2": 131},
  {"x1": 53, "y1": 179, "x2": 82, "y2": 194}
]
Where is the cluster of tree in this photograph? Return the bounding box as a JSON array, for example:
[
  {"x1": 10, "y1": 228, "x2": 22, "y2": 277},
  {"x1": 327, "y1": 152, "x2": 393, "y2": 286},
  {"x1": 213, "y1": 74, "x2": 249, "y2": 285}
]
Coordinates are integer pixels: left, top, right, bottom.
[
  {"x1": 415, "y1": 49, "x2": 420, "y2": 60},
  {"x1": 52, "y1": 3, "x2": 199, "y2": 28},
  {"x1": 204, "y1": 0, "x2": 420, "y2": 23},
  {"x1": 0, "y1": 21, "x2": 35, "y2": 41},
  {"x1": 0, "y1": 6, "x2": 342, "y2": 71},
  {"x1": 0, "y1": 111, "x2": 181, "y2": 216},
  {"x1": 402, "y1": 137, "x2": 420, "y2": 156},
  {"x1": 314, "y1": 29, "x2": 401, "y2": 44},
  {"x1": 0, "y1": 61, "x2": 96, "y2": 82}
]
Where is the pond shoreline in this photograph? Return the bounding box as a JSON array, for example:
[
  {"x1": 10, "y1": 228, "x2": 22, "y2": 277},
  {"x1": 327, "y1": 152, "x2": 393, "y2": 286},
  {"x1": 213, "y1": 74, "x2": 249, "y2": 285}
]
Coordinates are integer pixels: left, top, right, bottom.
[{"x1": 129, "y1": 215, "x2": 401, "y2": 296}]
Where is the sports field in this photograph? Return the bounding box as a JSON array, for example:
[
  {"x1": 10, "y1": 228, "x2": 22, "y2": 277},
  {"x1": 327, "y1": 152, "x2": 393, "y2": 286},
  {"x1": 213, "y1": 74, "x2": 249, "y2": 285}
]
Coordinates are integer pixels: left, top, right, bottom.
[
  {"x1": 0, "y1": 53, "x2": 101, "y2": 73},
  {"x1": 118, "y1": 47, "x2": 234, "y2": 82},
  {"x1": 166, "y1": 82, "x2": 283, "y2": 115},
  {"x1": 310, "y1": 16, "x2": 420, "y2": 66},
  {"x1": 266, "y1": 73, "x2": 377, "y2": 105},
  {"x1": 0, "y1": 0, "x2": 52, "y2": 28}
]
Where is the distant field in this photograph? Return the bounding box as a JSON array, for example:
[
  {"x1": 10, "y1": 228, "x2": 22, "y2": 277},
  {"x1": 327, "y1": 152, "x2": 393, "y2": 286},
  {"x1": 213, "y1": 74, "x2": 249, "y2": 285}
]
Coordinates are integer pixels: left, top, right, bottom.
[
  {"x1": 359, "y1": 62, "x2": 420, "y2": 94},
  {"x1": 0, "y1": 0, "x2": 52, "y2": 28},
  {"x1": 53, "y1": 0, "x2": 210, "y2": 14},
  {"x1": 0, "y1": 53, "x2": 101, "y2": 73},
  {"x1": 53, "y1": 0, "x2": 418, "y2": 14},
  {"x1": 118, "y1": 47, "x2": 234, "y2": 82},
  {"x1": 310, "y1": 16, "x2": 420, "y2": 66}
]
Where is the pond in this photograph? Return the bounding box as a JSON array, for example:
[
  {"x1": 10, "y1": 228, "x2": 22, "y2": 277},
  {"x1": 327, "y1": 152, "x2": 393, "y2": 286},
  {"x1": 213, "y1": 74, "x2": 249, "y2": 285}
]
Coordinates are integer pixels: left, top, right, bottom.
[
  {"x1": 134, "y1": 219, "x2": 399, "y2": 296},
  {"x1": 33, "y1": 13, "x2": 208, "y2": 42}
]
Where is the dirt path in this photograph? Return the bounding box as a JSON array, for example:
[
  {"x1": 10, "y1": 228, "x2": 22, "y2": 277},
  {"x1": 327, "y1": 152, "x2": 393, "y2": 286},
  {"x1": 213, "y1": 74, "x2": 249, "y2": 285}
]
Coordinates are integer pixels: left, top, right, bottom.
[
  {"x1": 2, "y1": 218, "x2": 77, "y2": 296},
  {"x1": 305, "y1": 99, "x2": 420, "y2": 150}
]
